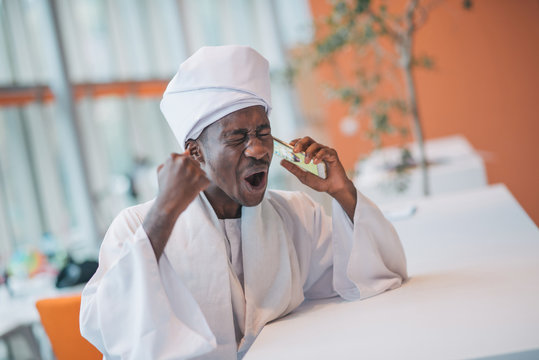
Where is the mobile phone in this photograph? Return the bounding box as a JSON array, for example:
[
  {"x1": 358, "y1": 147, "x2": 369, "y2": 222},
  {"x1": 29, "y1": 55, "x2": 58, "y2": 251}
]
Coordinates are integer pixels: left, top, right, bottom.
[{"x1": 273, "y1": 137, "x2": 327, "y2": 179}]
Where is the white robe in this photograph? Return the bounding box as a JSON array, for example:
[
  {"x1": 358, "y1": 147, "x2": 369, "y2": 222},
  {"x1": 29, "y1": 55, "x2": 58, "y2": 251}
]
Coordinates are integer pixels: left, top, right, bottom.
[{"x1": 80, "y1": 189, "x2": 407, "y2": 359}]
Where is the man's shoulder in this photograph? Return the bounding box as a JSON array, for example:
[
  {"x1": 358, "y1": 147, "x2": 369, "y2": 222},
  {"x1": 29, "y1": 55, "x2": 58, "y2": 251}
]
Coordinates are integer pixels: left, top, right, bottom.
[
  {"x1": 102, "y1": 199, "x2": 156, "y2": 242},
  {"x1": 113, "y1": 198, "x2": 156, "y2": 226}
]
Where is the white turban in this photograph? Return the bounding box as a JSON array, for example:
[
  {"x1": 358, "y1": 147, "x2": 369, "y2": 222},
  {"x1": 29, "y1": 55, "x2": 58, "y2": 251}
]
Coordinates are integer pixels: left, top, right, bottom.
[{"x1": 160, "y1": 45, "x2": 272, "y2": 150}]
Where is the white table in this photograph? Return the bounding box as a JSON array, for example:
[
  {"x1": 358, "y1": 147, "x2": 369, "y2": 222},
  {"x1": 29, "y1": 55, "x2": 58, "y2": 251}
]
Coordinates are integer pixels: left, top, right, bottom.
[{"x1": 245, "y1": 184, "x2": 539, "y2": 360}]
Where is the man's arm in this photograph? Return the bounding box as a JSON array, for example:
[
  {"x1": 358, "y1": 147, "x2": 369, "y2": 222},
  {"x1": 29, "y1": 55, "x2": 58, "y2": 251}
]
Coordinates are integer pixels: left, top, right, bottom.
[
  {"x1": 279, "y1": 136, "x2": 357, "y2": 221},
  {"x1": 280, "y1": 136, "x2": 407, "y2": 301},
  {"x1": 143, "y1": 150, "x2": 209, "y2": 260},
  {"x1": 80, "y1": 206, "x2": 217, "y2": 358}
]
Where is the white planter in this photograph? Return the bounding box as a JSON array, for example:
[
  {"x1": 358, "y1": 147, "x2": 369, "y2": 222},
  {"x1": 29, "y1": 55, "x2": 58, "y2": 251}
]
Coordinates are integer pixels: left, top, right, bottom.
[{"x1": 354, "y1": 135, "x2": 488, "y2": 205}]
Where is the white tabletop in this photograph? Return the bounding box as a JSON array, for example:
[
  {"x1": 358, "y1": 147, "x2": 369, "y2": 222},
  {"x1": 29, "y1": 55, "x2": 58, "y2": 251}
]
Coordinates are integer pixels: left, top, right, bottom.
[
  {"x1": 0, "y1": 276, "x2": 84, "y2": 337},
  {"x1": 245, "y1": 184, "x2": 539, "y2": 360}
]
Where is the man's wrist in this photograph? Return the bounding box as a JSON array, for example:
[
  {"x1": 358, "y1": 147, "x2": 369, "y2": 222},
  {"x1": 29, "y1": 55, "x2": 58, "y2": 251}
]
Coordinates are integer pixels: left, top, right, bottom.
[
  {"x1": 154, "y1": 194, "x2": 186, "y2": 219},
  {"x1": 143, "y1": 199, "x2": 183, "y2": 261},
  {"x1": 329, "y1": 179, "x2": 356, "y2": 202},
  {"x1": 329, "y1": 180, "x2": 357, "y2": 221}
]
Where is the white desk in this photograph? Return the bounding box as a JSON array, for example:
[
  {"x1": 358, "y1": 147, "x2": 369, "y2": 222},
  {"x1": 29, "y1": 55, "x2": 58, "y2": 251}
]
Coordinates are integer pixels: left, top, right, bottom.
[{"x1": 245, "y1": 185, "x2": 539, "y2": 360}]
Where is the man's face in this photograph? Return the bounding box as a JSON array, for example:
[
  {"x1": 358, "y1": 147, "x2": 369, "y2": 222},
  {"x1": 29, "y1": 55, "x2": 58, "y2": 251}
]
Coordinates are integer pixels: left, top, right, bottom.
[{"x1": 198, "y1": 105, "x2": 273, "y2": 207}]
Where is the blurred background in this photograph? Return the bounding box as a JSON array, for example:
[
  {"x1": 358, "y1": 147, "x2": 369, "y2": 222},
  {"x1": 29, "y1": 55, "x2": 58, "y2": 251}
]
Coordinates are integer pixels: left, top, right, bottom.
[
  {"x1": 0, "y1": 0, "x2": 315, "y2": 266},
  {"x1": 0, "y1": 0, "x2": 538, "y2": 358}
]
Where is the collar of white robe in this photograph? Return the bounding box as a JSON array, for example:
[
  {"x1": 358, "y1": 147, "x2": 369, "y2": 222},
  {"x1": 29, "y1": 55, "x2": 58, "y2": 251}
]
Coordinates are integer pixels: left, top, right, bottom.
[{"x1": 160, "y1": 45, "x2": 272, "y2": 150}]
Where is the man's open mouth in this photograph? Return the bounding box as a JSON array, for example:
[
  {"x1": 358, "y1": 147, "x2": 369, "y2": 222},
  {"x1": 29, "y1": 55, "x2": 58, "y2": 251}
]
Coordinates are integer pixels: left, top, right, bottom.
[{"x1": 244, "y1": 171, "x2": 267, "y2": 190}]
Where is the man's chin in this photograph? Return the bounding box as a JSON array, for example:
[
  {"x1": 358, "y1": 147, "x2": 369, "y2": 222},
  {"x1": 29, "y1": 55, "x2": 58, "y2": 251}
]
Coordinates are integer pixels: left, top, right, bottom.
[{"x1": 239, "y1": 188, "x2": 267, "y2": 207}]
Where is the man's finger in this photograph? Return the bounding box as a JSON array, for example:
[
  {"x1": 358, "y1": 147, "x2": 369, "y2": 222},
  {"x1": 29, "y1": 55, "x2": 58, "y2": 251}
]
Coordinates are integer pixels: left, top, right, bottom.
[
  {"x1": 304, "y1": 143, "x2": 324, "y2": 163},
  {"x1": 280, "y1": 160, "x2": 324, "y2": 188},
  {"x1": 280, "y1": 160, "x2": 306, "y2": 181},
  {"x1": 289, "y1": 138, "x2": 301, "y2": 146},
  {"x1": 157, "y1": 163, "x2": 165, "y2": 173},
  {"x1": 186, "y1": 156, "x2": 202, "y2": 168},
  {"x1": 313, "y1": 148, "x2": 337, "y2": 164},
  {"x1": 293, "y1": 136, "x2": 315, "y2": 153}
]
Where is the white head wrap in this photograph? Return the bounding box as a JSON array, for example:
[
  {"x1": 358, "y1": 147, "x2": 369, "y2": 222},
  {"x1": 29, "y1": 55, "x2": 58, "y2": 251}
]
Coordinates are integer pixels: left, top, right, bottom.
[{"x1": 160, "y1": 45, "x2": 272, "y2": 150}]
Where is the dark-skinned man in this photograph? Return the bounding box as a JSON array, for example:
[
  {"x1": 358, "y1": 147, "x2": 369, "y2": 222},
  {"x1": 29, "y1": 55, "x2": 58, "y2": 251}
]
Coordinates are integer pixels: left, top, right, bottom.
[{"x1": 80, "y1": 46, "x2": 407, "y2": 360}]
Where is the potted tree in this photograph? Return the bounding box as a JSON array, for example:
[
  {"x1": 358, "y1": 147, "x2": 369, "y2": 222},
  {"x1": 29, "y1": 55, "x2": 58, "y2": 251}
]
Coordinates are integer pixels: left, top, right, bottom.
[{"x1": 300, "y1": 0, "x2": 473, "y2": 196}]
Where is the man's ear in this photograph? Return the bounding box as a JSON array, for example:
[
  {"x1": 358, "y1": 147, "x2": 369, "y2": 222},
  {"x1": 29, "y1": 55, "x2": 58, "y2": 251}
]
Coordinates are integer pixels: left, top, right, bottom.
[{"x1": 185, "y1": 139, "x2": 204, "y2": 163}]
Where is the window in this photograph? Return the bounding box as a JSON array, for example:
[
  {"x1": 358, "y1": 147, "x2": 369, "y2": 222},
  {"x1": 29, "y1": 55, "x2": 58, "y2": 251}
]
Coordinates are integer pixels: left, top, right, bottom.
[{"x1": 0, "y1": 0, "x2": 313, "y2": 261}]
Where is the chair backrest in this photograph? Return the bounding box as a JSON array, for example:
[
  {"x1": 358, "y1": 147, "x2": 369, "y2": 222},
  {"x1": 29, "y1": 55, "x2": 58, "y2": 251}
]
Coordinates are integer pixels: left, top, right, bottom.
[{"x1": 35, "y1": 294, "x2": 102, "y2": 360}]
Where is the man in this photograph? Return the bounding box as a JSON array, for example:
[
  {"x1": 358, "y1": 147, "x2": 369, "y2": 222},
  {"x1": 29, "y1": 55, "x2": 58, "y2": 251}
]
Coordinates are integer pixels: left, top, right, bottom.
[{"x1": 80, "y1": 45, "x2": 407, "y2": 359}]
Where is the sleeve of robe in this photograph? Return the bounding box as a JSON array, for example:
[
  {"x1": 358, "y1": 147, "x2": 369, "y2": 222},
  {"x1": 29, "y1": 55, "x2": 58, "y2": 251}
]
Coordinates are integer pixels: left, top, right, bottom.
[
  {"x1": 295, "y1": 189, "x2": 408, "y2": 301},
  {"x1": 79, "y1": 206, "x2": 217, "y2": 360}
]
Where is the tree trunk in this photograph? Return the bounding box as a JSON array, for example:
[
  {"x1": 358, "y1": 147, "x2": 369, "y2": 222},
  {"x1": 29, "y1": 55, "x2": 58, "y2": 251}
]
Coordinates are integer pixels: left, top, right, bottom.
[
  {"x1": 403, "y1": 0, "x2": 430, "y2": 196},
  {"x1": 404, "y1": 63, "x2": 430, "y2": 196}
]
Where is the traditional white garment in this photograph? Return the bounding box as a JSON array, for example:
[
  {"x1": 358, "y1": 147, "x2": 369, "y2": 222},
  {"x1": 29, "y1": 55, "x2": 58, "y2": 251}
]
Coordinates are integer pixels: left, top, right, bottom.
[
  {"x1": 80, "y1": 189, "x2": 407, "y2": 359},
  {"x1": 219, "y1": 219, "x2": 244, "y2": 287},
  {"x1": 219, "y1": 218, "x2": 245, "y2": 345}
]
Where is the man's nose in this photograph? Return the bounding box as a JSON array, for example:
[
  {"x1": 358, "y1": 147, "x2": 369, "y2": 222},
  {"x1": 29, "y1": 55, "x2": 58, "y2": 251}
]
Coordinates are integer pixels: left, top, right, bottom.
[{"x1": 244, "y1": 137, "x2": 269, "y2": 159}]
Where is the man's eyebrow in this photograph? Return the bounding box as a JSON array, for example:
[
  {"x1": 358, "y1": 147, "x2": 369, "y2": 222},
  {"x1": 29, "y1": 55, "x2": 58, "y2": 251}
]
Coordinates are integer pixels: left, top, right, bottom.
[
  {"x1": 223, "y1": 128, "x2": 248, "y2": 137},
  {"x1": 256, "y1": 124, "x2": 271, "y2": 131},
  {"x1": 223, "y1": 124, "x2": 271, "y2": 137}
]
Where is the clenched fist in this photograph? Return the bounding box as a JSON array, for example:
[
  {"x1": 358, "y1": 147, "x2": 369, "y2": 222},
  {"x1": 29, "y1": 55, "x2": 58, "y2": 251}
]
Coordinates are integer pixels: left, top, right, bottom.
[
  {"x1": 143, "y1": 150, "x2": 210, "y2": 261},
  {"x1": 156, "y1": 151, "x2": 210, "y2": 217}
]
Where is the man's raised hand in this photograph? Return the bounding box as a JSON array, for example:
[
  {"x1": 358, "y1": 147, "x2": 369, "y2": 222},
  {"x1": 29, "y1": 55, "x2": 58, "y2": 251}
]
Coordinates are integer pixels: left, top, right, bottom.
[
  {"x1": 156, "y1": 151, "x2": 210, "y2": 217},
  {"x1": 280, "y1": 137, "x2": 357, "y2": 221},
  {"x1": 143, "y1": 150, "x2": 210, "y2": 261}
]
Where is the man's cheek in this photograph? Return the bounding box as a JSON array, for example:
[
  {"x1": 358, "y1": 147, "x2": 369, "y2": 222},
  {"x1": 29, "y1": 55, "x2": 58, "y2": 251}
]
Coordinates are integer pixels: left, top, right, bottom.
[
  {"x1": 220, "y1": 155, "x2": 238, "y2": 183},
  {"x1": 220, "y1": 154, "x2": 236, "y2": 169}
]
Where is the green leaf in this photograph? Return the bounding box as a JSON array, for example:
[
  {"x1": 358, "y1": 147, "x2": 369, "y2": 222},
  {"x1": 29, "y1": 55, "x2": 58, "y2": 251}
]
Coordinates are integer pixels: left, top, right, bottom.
[
  {"x1": 398, "y1": 126, "x2": 409, "y2": 136},
  {"x1": 316, "y1": 27, "x2": 350, "y2": 56},
  {"x1": 364, "y1": 24, "x2": 375, "y2": 40},
  {"x1": 355, "y1": 0, "x2": 371, "y2": 14},
  {"x1": 372, "y1": 112, "x2": 392, "y2": 133},
  {"x1": 335, "y1": 87, "x2": 363, "y2": 106},
  {"x1": 412, "y1": 55, "x2": 435, "y2": 69},
  {"x1": 389, "y1": 99, "x2": 408, "y2": 113},
  {"x1": 334, "y1": 1, "x2": 349, "y2": 16}
]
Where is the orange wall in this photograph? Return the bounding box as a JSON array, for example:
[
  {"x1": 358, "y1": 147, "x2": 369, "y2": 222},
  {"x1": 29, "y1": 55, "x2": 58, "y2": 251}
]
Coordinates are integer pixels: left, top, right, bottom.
[{"x1": 308, "y1": 0, "x2": 539, "y2": 225}]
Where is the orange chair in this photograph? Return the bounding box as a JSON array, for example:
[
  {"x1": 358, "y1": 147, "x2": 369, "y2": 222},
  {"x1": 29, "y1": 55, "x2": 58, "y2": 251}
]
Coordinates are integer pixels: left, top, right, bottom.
[{"x1": 36, "y1": 294, "x2": 102, "y2": 360}]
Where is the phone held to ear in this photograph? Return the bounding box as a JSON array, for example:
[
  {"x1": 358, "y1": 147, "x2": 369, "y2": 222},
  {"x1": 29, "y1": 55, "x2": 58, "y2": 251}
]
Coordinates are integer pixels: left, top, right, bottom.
[{"x1": 273, "y1": 137, "x2": 327, "y2": 179}]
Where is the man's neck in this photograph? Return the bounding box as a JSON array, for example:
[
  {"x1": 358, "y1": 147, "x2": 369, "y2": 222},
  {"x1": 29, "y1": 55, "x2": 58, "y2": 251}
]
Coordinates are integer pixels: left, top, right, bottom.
[{"x1": 203, "y1": 187, "x2": 242, "y2": 219}]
